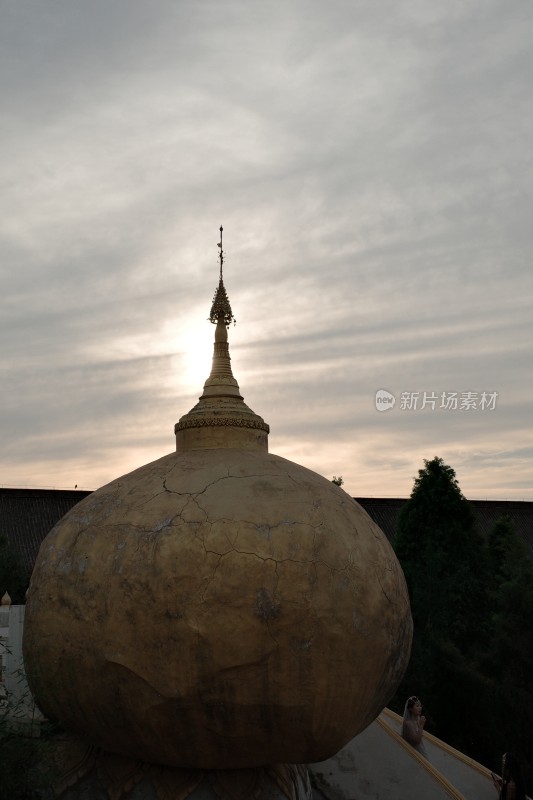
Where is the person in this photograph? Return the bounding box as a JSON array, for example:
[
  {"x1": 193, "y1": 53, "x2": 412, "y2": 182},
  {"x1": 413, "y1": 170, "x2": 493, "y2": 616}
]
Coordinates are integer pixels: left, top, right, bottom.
[
  {"x1": 401, "y1": 695, "x2": 428, "y2": 758},
  {"x1": 492, "y1": 752, "x2": 526, "y2": 800}
]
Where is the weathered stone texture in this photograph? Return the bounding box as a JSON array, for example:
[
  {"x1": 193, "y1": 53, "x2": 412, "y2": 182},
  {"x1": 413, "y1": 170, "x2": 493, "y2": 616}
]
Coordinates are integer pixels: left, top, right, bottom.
[{"x1": 24, "y1": 447, "x2": 412, "y2": 769}]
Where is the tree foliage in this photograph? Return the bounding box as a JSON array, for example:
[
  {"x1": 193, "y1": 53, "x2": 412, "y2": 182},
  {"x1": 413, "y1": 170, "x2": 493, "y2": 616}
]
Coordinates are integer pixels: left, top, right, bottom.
[
  {"x1": 482, "y1": 516, "x2": 533, "y2": 790},
  {"x1": 392, "y1": 459, "x2": 533, "y2": 794},
  {"x1": 395, "y1": 457, "x2": 487, "y2": 644},
  {"x1": 0, "y1": 667, "x2": 62, "y2": 798},
  {"x1": 392, "y1": 457, "x2": 489, "y2": 753}
]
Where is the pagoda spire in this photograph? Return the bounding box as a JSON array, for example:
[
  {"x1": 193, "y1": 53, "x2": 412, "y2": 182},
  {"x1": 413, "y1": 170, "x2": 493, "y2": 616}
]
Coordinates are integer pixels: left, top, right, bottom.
[
  {"x1": 202, "y1": 226, "x2": 240, "y2": 396},
  {"x1": 174, "y1": 227, "x2": 269, "y2": 452},
  {"x1": 209, "y1": 226, "x2": 235, "y2": 327}
]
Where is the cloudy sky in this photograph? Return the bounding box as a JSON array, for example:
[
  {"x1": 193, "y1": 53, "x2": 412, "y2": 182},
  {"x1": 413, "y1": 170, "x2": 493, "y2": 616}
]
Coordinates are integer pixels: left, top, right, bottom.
[{"x1": 1, "y1": 0, "x2": 532, "y2": 500}]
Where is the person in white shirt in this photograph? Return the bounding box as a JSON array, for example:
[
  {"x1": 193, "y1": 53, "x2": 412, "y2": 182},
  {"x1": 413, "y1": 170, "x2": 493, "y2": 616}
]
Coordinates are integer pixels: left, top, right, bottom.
[{"x1": 401, "y1": 695, "x2": 428, "y2": 758}]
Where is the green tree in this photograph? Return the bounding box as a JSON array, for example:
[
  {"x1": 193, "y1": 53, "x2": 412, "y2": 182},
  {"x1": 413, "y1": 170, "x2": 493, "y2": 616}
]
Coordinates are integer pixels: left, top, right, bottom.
[
  {"x1": 486, "y1": 514, "x2": 528, "y2": 582},
  {"x1": 0, "y1": 683, "x2": 61, "y2": 799},
  {"x1": 392, "y1": 462, "x2": 533, "y2": 793},
  {"x1": 395, "y1": 457, "x2": 487, "y2": 645},
  {"x1": 392, "y1": 457, "x2": 489, "y2": 753},
  {"x1": 483, "y1": 516, "x2": 533, "y2": 792}
]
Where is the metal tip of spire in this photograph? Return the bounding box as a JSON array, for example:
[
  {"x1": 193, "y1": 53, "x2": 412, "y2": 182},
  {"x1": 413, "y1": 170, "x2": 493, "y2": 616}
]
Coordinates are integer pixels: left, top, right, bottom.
[
  {"x1": 217, "y1": 226, "x2": 224, "y2": 280},
  {"x1": 209, "y1": 225, "x2": 235, "y2": 326}
]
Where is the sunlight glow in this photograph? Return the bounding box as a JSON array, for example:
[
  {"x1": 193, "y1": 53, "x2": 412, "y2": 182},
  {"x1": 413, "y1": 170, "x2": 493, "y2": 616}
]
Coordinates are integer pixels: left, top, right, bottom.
[{"x1": 167, "y1": 314, "x2": 215, "y2": 392}]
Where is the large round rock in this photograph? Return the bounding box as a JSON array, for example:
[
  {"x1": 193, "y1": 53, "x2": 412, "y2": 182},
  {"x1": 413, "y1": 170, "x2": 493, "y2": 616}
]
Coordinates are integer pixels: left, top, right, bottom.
[{"x1": 24, "y1": 448, "x2": 412, "y2": 768}]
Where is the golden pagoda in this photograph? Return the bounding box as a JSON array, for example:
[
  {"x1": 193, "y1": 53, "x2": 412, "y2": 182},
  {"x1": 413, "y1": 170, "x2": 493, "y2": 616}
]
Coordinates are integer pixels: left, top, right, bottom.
[{"x1": 23, "y1": 230, "x2": 412, "y2": 796}]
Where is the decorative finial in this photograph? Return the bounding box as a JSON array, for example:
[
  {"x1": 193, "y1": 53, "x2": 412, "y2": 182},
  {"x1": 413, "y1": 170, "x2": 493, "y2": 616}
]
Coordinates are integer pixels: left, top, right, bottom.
[
  {"x1": 209, "y1": 225, "x2": 236, "y2": 327},
  {"x1": 218, "y1": 225, "x2": 224, "y2": 280}
]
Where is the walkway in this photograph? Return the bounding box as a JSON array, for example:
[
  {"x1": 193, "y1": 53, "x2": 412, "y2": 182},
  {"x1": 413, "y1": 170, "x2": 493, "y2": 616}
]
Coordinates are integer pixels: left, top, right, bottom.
[{"x1": 310, "y1": 707, "x2": 510, "y2": 800}]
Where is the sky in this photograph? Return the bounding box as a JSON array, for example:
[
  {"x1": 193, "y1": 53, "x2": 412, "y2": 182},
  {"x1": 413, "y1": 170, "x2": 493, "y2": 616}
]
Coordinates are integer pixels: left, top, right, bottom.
[{"x1": 1, "y1": 0, "x2": 532, "y2": 501}]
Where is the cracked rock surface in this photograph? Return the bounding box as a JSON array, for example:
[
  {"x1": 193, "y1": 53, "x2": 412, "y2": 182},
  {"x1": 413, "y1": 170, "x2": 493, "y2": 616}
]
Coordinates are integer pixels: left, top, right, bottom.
[{"x1": 23, "y1": 447, "x2": 412, "y2": 769}]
